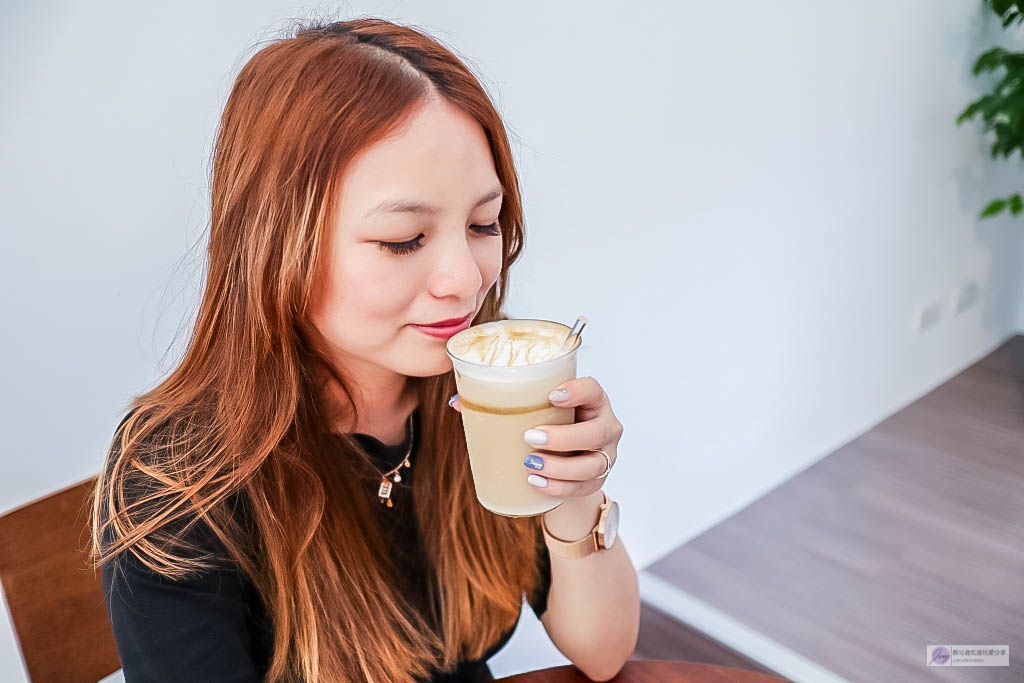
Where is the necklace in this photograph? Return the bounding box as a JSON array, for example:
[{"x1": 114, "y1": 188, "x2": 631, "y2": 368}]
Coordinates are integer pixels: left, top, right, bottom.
[{"x1": 370, "y1": 412, "x2": 414, "y2": 508}]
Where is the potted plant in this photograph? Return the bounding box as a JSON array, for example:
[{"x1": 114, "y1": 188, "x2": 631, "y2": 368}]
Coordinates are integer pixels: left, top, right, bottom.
[{"x1": 957, "y1": 0, "x2": 1024, "y2": 218}]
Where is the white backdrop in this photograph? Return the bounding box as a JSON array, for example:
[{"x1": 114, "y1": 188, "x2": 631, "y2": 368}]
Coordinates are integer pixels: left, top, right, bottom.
[{"x1": 3, "y1": 1, "x2": 1024, "y2": 680}]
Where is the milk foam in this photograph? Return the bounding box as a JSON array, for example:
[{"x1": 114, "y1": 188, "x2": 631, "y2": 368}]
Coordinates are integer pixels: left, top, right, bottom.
[{"x1": 448, "y1": 321, "x2": 572, "y2": 366}]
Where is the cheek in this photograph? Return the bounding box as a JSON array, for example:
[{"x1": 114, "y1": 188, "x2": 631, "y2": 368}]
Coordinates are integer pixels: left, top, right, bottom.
[
  {"x1": 337, "y1": 259, "x2": 414, "y2": 319},
  {"x1": 317, "y1": 252, "x2": 414, "y2": 333},
  {"x1": 479, "y1": 241, "x2": 503, "y2": 289}
]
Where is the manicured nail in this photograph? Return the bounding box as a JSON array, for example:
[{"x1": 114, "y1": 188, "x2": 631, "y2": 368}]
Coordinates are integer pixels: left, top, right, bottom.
[
  {"x1": 524, "y1": 454, "x2": 545, "y2": 470},
  {"x1": 527, "y1": 474, "x2": 548, "y2": 487},
  {"x1": 523, "y1": 428, "x2": 548, "y2": 445},
  {"x1": 549, "y1": 388, "x2": 569, "y2": 403},
  {"x1": 447, "y1": 393, "x2": 459, "y2": 408}
]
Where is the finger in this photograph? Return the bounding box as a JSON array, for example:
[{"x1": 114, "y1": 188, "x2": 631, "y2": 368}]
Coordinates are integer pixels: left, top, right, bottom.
[
  {"x1": 523, "y1": 450, "x2": 608, "y2": 482},
  {"x1": 523, "y1": 416, "x2": 614, "y2": 453},
  {"x1": 525, "y1": 473, "x2": 604, "y2": 498},
  {"x1": 448, "y1": 394, "x2": 462, "y2": 413},
  {"x1": 547, "y1": 375, "x2": 607, "y2": 420}
]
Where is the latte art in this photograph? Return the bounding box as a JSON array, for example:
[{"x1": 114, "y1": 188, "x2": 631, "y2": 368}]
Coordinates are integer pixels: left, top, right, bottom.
[{"x1": 447, "y1": 321, "x2": 572, "y2": 366}]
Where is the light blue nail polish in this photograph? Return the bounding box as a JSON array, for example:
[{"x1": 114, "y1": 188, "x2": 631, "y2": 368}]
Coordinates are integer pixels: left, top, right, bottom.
[
  {"x1": 524, "y1": 454, "x2": 545, "y2": 470},
  {"x1": 527, "y1": 474, "x2": 548, "y2": 488},
  {"x1": 523, "y1": 428, "x2": 547, "y2": 445},
  {"x1": 447, "y1": 393, "x2": 459, "y2": 407},
  {"x1": 549, "y1": 388, "x2": 569, "y2": 403}
]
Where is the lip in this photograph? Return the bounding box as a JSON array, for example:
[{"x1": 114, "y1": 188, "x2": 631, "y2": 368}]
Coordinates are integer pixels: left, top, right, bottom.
[
  {"x1": 411, "y1": 312, "x2": 474, "y2": 339},
  {"x1": 420, "y1": 312, "x2": 474, "y2": 327}
]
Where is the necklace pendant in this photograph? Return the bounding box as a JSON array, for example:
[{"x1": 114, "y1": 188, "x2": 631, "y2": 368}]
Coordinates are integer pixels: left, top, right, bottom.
[{"x1": 372, "y1": 413, "x2": 412, "y2": 510}]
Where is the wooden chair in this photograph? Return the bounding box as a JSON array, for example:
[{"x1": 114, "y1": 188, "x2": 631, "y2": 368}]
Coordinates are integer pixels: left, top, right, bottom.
[{"x1": 0, "y1": 476, "x2": 121, "y2": 682}]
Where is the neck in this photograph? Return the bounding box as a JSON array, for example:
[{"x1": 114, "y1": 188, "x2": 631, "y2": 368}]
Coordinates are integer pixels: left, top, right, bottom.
[{"x1": 322, "y1": 369, "x2": 418, "y2": 444}]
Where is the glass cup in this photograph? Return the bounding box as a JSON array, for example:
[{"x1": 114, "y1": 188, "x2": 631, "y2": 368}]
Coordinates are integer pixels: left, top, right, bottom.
[{"x1": 446, "y1": 318, "x2": 581, "y2": 517}]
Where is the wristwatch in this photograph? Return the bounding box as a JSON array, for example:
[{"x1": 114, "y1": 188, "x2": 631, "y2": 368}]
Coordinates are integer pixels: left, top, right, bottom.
[{"x1": 541, "y1": 491, "x2": 619, "y2": 559}]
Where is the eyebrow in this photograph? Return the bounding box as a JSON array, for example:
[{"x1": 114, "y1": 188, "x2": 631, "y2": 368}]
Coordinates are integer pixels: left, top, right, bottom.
[{"x1": 363, "y1": 186, "x2": 504, "y2": 218}]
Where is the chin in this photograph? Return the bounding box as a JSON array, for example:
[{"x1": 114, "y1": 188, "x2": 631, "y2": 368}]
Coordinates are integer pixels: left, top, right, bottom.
[{"x1": 394, "y1": 352, "x2": 455, "y2": 379}]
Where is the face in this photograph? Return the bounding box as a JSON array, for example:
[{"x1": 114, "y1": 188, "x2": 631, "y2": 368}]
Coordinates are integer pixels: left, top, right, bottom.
[{"x1": 311, "y1": 95, "x2": 505, "y2": 389}]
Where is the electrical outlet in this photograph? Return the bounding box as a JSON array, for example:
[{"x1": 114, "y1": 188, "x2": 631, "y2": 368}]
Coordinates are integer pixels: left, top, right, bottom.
[
  {"x1": 954, "y1": 280, "x2": 979, "y2": 315},
  {"x1": 915, "y1": 299, "x2": 943, "y2": 333}
]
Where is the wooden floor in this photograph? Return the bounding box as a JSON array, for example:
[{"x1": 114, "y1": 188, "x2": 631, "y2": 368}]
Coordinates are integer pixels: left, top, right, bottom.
[
  {"x1": 637, "y1": 335, "x2": 1024, "y2": 682},
  {"x1": 628, "y1": 602, "x2": 779, "y2": 675}
]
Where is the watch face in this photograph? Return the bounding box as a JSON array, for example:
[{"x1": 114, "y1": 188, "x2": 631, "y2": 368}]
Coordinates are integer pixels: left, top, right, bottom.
[{"x1": 602, "y1": 501, "x2": 619, "y2": 548}]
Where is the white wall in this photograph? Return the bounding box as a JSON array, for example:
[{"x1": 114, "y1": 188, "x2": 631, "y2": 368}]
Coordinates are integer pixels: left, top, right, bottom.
[{"x1": 3, "y1": 1, "x2": 1023, "y2": 680}]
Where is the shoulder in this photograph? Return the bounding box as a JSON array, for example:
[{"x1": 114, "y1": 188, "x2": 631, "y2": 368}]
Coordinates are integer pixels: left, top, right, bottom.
[
  {"x1": 98, "y1": 407, "x2": 240, "y2": 578},
  {"x1": 101, "y1": 407, "x2": 166, "y2": 480},
  {"x1": 100, "y1": 499, "x2": 238, "y2": 582}
]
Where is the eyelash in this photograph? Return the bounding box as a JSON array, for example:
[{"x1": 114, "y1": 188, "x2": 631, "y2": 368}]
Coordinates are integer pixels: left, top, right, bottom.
[{"x1": 376, "y1": 222, "x2": 501, "y2": 255}]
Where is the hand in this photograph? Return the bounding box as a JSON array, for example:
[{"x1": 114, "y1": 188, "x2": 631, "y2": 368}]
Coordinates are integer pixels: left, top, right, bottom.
[{"x1": 449, "y1": 376, "x2": 623, "y2": 499}]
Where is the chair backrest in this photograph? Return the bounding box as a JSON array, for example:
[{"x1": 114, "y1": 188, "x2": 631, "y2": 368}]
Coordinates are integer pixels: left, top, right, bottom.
[{"x1": 0, "y1": 476, "x2": 121, "y2": 682}]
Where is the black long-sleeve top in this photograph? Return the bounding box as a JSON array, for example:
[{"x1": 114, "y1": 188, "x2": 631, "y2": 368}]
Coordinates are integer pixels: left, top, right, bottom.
[{"x1": 101, "y1": 407, "x2": 551, "y2": 682}]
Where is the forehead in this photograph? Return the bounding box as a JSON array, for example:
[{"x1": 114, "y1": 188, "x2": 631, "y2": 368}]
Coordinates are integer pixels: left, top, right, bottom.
[{"x1": 338, "y1": 97, "x2": 499, "y2": 216}]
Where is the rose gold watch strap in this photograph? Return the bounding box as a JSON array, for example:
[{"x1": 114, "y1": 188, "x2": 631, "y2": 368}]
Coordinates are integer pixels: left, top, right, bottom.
[{"x1": 541, "y1": 492, "x2": 608, "y2": 559}]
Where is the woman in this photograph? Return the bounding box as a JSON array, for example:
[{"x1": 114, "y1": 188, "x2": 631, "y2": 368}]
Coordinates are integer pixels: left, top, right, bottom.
[{"x1": 91, "y1": 17, "x2": 639, "y2": 683}]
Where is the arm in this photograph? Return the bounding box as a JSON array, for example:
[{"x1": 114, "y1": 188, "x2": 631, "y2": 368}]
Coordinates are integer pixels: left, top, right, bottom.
[
  {"x1": 539, "y1": 489, "x2": 639, "y2": 682},
  {"x1": 99, "y1": 414, "x2": 264, "y2": 682},
  {"x1": 451, "y1": 377, "x2": 639, "y2": 679},
  {"x1": 102, "y1": 539, "x2": 264, "y2": 682}
]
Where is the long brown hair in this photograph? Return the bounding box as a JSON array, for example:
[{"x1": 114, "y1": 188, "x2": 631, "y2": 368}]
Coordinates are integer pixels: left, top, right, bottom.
[{"x1": 90, "y1": 17, "x2": 542, "y2": 682}]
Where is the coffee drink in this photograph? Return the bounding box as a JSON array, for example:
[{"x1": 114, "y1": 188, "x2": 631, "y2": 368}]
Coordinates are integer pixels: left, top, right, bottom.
[{"x1": 446, "y1": 319, "x2": 581, "y2": 517}]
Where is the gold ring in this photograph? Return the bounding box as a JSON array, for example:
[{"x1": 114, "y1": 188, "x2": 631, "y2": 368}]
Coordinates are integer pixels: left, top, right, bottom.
[{"x1": 593, "y1": 449, "x2": 613, "y2": 479}]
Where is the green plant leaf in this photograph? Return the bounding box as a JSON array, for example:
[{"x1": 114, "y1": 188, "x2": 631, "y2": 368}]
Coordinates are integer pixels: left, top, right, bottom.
[
  {"x1": 974, "y1": 47, "x2": 1008, "y2": 75},
  {"x1": 957, "y1": 100, "x2": 982, "y2": 125},
  {"x1": 1009, "y1": 194, "x2": 1023, "y2": 215},
  {"x1": 989, "y1": 0, "x2": 1013, "y2": 15},
  {"x1": 957, "y1": 94, "x2": 998, "y2": 125},
  {"x1": 981, "y1": 198, "x2": 1008, "y2": 217}
]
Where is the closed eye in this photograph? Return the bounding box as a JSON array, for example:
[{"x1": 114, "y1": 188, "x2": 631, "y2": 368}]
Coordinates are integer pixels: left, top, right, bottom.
[{"x1": 376, "y1": 222, "x2": 501, "y2": 255}]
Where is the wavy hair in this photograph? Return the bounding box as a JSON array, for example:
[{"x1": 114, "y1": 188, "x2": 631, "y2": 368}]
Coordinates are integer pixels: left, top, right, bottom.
[{"x1": 90, "y1": 17, "x2": 542, "y2": 683}]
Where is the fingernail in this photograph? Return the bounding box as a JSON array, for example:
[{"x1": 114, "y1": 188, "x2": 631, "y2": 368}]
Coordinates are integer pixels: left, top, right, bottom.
[
  {"x1": 549, "y1": 388, "x2": 569, "y2": 403},
  {"x1": 523, "y1": 428, "x2": 547, "y2": 445},
  {"x1": 524, "y1": 454, "x2": 545, "y2": 470},
  {"x1": 527, "y1": 474, "x2": 548, "y2": 488},
  {"x1": 447, "y1": 393, "x2": 459, "y2": 408}
]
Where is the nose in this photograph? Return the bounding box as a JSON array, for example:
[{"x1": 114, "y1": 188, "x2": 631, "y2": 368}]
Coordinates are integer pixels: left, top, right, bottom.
[{"x1": 427, "y1": 231, "x2": 484, "y2": 300}]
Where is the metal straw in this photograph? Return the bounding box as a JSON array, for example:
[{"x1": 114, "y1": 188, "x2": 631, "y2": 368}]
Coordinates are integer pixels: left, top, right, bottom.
[{"x1": 560, "y1": 315, "x2": 588, "y2": 353}]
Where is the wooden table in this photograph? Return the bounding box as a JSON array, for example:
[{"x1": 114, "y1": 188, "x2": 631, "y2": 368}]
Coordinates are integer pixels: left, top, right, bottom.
[{"x1": 496, "y1": 660, "x2": 789, "y2": 682}]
